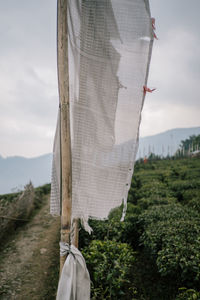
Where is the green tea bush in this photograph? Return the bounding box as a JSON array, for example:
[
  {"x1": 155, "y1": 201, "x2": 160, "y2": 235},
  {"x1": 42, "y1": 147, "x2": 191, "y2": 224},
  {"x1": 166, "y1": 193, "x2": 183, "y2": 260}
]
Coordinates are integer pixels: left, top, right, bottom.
[
  {"x1": 176, "y1": 288, "x2": 200, "y2": 300},
  {"x1": 79, "y1": 203, "x2": 142, "y2": 250},
  {"x1": 186, "y1": 197, "x2": 200, "y2": 213},
  {"x1": 78, "y1": 156, "x2": 200, "y2": 299},
  {"x1": 138, "y1": 196, "x2": 177, "y2": 210},
  {"x1": 139, "y1": 204, "x2": 200, "y2": 288},
  {"x1": 83, "y1": 240, "x2": 137, "y2": 300},
  {"x1": 169, "y1": 180, "x2": 200, "y2": 202},
  {"x1": 183, "y1": 189, "x2": 200, "y2": 202},
  {"x1": 137, "y1": 180, "x2": 169, "y2": 199}
]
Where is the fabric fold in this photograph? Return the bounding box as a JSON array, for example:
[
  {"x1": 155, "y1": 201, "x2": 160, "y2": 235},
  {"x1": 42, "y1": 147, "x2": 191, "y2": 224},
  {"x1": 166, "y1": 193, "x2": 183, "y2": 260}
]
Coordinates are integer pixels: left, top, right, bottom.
[
  {"x1": 57, "y1": 242, "x2": 90, "y2": 300},
  {"x1": 51, "y1": 0, "x2": 154, "y2": 229}
]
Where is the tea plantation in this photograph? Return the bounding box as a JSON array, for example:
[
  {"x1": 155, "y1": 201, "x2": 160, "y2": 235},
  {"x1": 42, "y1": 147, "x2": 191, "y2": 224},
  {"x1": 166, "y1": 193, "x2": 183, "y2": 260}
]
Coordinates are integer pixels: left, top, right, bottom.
[
  {"x1": 1, "y1": 155, "x2": 199, "y2": 299},
  {"x1": 80, "y1": 156, "x2": 200, "y2": 300}
]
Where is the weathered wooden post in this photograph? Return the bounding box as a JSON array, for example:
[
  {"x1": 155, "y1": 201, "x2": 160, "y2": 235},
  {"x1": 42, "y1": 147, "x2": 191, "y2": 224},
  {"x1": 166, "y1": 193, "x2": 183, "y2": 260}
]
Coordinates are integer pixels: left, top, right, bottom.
[{"x1": 57, "y1": 0, "x2": 72, "y2": 274}]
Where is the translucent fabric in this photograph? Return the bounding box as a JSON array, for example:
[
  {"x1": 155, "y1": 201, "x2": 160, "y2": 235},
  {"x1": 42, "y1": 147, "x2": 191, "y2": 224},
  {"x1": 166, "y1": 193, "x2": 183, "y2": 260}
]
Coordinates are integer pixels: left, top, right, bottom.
[
  {"x1": 50, "y1": 0, "x2": 153, "y2": 228},
  {"x1": 56, "y1": 243, "x2": 90, "y2": 300}
]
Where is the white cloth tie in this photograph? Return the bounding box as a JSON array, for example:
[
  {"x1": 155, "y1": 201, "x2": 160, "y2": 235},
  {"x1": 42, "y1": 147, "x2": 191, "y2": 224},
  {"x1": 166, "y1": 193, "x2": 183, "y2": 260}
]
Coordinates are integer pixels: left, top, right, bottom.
[{"x1": 56, "y1": 242, "x2": 90, "y2": 300}]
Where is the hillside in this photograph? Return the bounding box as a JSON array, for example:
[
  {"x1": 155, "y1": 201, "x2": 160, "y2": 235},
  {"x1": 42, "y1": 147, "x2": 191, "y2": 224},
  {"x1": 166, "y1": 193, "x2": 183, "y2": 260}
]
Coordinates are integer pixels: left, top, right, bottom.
[
  {"x1": 138, "y1": 126, "x2": 200, "y2": 158},
  {"x1": 0, "y1": 154, "x2": 52, "y2": 194},
  {"x1": 0, "y1": 196, "x2": 60, "y2": 300},
  {"x1": 0, "y1": 156, "x2": 199, "y2": 299}
]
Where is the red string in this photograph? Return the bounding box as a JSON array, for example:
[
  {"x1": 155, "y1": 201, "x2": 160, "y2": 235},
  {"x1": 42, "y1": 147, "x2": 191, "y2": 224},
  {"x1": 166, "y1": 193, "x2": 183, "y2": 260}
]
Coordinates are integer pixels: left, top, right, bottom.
[
  {"x1": 151, "y1": 17, "x2": 158, "y2": 40},
  {"x1": 153, "y1": 32, "x2": 158, "y2": 40},
  {"x1": 151, "y1": 18, "x2": 156, "y2": 30},
  {"x1": 143, "y1": 86, "x2": 156, "y2": 94}
]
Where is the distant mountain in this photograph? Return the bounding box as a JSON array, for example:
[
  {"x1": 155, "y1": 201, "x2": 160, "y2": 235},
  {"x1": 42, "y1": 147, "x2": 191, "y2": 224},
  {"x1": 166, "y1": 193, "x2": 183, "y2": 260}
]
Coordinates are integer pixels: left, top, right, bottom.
[
  {"x1": 138, "y1": 127, "x2": 200, "y2": 158},
  {"x1": 0, "y1": 154, "x2": 52, "y2": 194},
  {"x1": 0, "y1": 127, "x2": 200, "y2": 194}
]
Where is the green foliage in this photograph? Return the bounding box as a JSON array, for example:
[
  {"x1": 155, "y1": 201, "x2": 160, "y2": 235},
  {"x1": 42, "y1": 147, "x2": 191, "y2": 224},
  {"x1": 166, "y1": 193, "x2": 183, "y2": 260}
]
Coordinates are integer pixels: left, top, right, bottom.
[
  {"x1": 178, "y1": 134, "x2": 200, "y2": 154},
  {"x1": 79, "y1": 156, "x2": 200, "y2": 299},
  {"x1": 139, "y1": 204, "x2": 200, "y2": 287},
  {"x1": 34, "y1": 183, "x2": 51, "y2": 208},
  {"x1": 77, "y1": 155, "x2": 200, "y2": 299},
  {"x1": 79, "y1": 203, "x2": 142, "y2": 251},
  {"x1": 186, "y1": 196, "x2": 200, "y2": 213},
  {"x1": 0, "y1": 183, "x2": 51, "y2": 244},
  {"x1": 148, "y1": 153, "x2": 162, "y2": 161},
  {"x1": 131, "y1": 157, "x2": 200, "y2": 207},
  {"x1": 0, "y1": 182, "x2": 35, "y2": 243},
  {"x1": 168, "y1": 179, "x2": 200, "y2": 203},
  {"x1": 0, "y1": 192, "x2": 20, "y2": 205},
  {"x1": 82, "y1": 240, "x2": 137, "y2": 300},
  {"x1": 176, "y1": 288, "x2": 200, "y2": 300}
]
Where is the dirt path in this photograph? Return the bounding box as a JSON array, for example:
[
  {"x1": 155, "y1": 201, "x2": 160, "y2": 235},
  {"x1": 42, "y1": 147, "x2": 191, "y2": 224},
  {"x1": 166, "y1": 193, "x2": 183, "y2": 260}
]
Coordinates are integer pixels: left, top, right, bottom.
[{"x1": 0, "y1": 197, "x2": 60, "y2": 300}]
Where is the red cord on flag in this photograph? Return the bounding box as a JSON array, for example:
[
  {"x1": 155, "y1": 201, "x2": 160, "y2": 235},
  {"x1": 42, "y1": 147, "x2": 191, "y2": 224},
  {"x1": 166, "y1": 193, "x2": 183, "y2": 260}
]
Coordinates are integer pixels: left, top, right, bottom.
[
  {"x1": 151, "y1": 17, "x2": 158, "y2": 40},
  {"x1": 153, "y1": 32, "x2": 158, "y2": 40},
  {"x1": 143, "y1": 86, "x2": 156, "y2": 94},
  {"x1": 151, "y1": 18, "x2": 156, "y2": 30}
]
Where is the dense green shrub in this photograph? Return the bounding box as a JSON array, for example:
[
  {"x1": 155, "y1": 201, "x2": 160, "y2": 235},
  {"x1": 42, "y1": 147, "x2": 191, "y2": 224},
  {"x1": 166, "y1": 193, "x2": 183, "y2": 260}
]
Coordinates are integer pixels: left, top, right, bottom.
[
  {"x1": 183, "y1": 189, "x2": 200, "y2": 201},
  {"x1": 168, "y1": 180, "x2": 200, "y2": 203},
  {"x1": 79, "y1": 203, "x2": 142, "y2": 250},
  {"x1": 0, "y1": 192, "x2": 20, "y2": 205},
  {"x1": 186, "y1": 197, "x2": 200, "y2": 213},
  {"x1": 78, "y1": 156, "x2": 200, "y2": 299},
  {"x1": 0, "y1": 183, "x2": 51, "y2": 243},
  {"x1": 34, "y1": 183, "x2": 51, "y2": 208},
  {"x1": 176, "y1": 288, "x2": 200, "y2": 300},
  {"x1": 0, "y1": 182, "x2": 35, "y2": 242},
  {"x1": 139, "y1": 204, "x2": 200, "y2": 288},
  {"x1": 137, "y1": 196, "x2": 177, "y2": 210},
  {"x1": 137, "y1": 180, "x2": 169, "y2": 199},
  {"x1": 83, "y1": 240, "x2": 137, "y2": 300}
]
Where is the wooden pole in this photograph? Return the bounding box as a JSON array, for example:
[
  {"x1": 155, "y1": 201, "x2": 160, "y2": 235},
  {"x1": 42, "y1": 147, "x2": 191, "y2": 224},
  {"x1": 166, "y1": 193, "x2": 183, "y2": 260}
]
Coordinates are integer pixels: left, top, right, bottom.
[
  {"x1": 72, "y1": 219, "x2": 79, "y2": 248},
  {"x1": 57, "y1": 0, "x2": 72, "y2": 274}
]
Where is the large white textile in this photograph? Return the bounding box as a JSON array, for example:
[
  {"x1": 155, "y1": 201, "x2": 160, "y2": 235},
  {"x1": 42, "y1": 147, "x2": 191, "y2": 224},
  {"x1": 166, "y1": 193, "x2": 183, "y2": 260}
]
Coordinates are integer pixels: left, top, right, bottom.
[
  {"x1": 56, "y1": 243, "x2": 90, "y2": 300},
  {"x1": 51, "y1": 0, "x2": 154, "y2": 227}
]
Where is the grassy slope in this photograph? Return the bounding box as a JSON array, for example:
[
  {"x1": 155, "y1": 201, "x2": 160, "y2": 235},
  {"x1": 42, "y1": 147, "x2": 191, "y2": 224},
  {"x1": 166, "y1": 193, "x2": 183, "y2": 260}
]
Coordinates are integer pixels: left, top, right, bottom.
[{"x1": 0, "y1": 185, "x2": 60, "y2": 300}]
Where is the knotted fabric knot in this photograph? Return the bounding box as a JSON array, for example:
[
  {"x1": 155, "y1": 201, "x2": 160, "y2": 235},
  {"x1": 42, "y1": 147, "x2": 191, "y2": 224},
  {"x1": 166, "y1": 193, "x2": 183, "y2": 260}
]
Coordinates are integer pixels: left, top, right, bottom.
[
  {"x1": 60, "y1": 242, "x2": 75, "y2": 259},
  {"x1": 57, "y1": 242, "x2": 90, "y2": 300}
]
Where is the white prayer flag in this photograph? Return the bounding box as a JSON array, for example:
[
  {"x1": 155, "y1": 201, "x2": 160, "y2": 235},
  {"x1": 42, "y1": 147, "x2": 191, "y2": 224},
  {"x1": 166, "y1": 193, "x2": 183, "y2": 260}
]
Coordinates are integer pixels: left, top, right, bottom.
[{"x1": 51, "y1": 0, "x2": 154, "y2": 230}]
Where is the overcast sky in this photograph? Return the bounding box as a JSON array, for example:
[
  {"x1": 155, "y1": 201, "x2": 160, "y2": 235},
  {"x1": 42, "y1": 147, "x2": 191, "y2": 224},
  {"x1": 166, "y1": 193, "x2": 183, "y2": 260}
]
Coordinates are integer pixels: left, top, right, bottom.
[{"x1": 0, "y1": 0, "x2": 199, "y2": 158}]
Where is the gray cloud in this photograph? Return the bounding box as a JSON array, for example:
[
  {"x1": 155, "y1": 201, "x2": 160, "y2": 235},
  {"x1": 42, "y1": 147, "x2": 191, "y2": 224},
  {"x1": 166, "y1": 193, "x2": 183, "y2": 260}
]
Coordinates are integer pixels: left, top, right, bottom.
[
  {"x1": 140, "y1": 0, "x2": 200, "y2": 136},
  {"x1": 0, "y1": 0, "x2": 199, "y2": 156},
  {"x1": 150, "y1": 0, "x2": 200, "y2": 35},
  {"x1": 0, "y1": 0, "x2": 58, "y2": 157}
]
